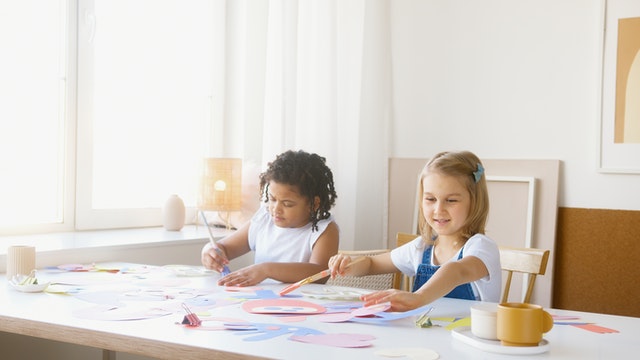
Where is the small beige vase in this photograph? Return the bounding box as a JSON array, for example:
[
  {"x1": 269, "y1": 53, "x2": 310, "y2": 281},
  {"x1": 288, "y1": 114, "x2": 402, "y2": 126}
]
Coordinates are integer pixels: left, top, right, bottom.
[{"x1": 163, "y1": 194, "x2": 185, "y2": 231}]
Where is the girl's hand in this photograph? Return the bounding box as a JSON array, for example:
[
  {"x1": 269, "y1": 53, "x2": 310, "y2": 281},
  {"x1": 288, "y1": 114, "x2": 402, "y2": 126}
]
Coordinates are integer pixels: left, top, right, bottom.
[
  {"x1": 201, "y1": 243, "x2": 229, "y2": 273},
  {"x1": 361, "y1": 289, "x2": 426, "y2": 312},
  {"x1": 328, "y1": 253, "x2": 353, "y2": 278},
  {"x1": 217, "y1": 264, "x2": 268, "y2": 287}
]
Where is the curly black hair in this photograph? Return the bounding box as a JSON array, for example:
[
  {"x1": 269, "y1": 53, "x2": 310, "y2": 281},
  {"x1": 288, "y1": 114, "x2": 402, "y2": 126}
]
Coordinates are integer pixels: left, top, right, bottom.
[{"x1": 259, "y1": 150, "x2": 337, "y2": 231}]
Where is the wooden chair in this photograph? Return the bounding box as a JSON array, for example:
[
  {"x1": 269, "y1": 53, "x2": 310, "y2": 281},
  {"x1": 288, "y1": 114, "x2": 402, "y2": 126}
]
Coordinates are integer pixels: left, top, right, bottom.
[
  {"x1": 499, "y1": 246, "x2": 550, "y2": 303},
  {"x1": 392, "y1": 232, "x2": 419, "y2": 291},
  {"x1": 325, "y1": 249, "x2": 398, "y2": 290}
]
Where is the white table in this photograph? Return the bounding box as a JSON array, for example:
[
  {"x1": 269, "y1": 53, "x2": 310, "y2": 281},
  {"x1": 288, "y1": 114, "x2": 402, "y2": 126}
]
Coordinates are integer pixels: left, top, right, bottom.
[{"x1": 0, "y1": 263, "x2": 638, "y2": 359}]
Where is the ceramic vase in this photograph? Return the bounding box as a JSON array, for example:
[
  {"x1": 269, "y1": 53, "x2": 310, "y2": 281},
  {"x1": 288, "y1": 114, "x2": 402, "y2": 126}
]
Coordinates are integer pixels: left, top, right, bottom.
[{"x1": 163, "y1": 194, "x2": 185, "y2": 231}]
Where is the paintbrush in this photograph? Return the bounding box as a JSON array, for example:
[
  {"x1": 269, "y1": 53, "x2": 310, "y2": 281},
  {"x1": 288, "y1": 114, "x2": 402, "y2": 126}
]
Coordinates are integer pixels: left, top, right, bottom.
[
  {"x1": 201, "y1": 211, "x2": 231, "y2": 276},
  {"x1": 278, "y1": 256, "x2": 367, "y2": 296}
]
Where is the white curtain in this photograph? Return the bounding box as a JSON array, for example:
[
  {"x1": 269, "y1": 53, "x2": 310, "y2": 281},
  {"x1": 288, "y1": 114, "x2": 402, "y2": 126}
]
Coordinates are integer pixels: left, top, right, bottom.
[{"x1": 217, "y1": 0, "x2": 392, "y2": 250}]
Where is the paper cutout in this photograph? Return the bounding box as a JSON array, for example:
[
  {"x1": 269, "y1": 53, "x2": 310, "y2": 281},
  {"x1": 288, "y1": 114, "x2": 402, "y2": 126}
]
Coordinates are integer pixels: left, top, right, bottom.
[
  {"x1": 375, "y1": 347, "x2": 440, "y2": 360},
  {"x1": 552, "y1": 315, "x2": 582, "y2": 320},
  {"x1": 229, "y1": 322, "x2": 323, "y2": 341},
  {"x1": 572, "y1": 324, "x2": 619, "y2": 334},
  {"x1": 322, "y1": 301, "x2": 364, "y2": 311},
  {"x1": 276, "y1": 315, "x2": 310, "y2": 323},
  {"x1": 224, "y1": 286, "x2": 264, "y2": 292},
  {"x1": 184, "y1": 316, "x2": 376, "y2": 348},
  {"x1": 351, "y1": 302, "x2": 391, "y2": 316},
  {"x1": 290, "y1": 333, "x2": 375, "y2": 348},
  {"x1": 314, "y1": 304, "x2": 431, "y2": 325},
  {"x1": 228, "y1": 289, "x2": 295, "y2": 300},
  {"x1": 314, "y1": 303, "x2": 390, "y2": 323},
  {"x1": 242, "y1": 299, "x2": 326, "y2": 314},
  {"x1": 551, "y1": 314, "x2": 620, "y2": 333},
  {"x1": 314, "y1": 312, "x2": 356, "y2": 323},
  {"x1": 57, "y1": 264, "x2": 94, "y2": 271},
  {"x1": 301, "y1": 287, "x2": 370, "y2": 301},
  {"x1": 73, "y1": 304, "x2": 171, "y2": 321},
  {"x1": 445, "y1": 317, "x2": 471, "y2": 330},
  {"x1": 349, "y1": 305, "x2": 433, "y2": 324}
]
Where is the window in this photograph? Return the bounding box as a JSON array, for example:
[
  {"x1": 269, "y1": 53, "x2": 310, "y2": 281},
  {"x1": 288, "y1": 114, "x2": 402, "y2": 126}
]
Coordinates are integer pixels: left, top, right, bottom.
[
  {"x1": 0, "y1": 1, "x2": 68, "y2": 233},
  {"x1": 1, "y1": 0, "x2": 221, "y2": 235}
]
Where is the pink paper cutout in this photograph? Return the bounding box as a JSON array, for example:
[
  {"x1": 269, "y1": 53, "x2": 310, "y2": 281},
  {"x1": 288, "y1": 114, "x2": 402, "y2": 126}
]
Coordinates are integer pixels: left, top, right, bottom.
[
  {"x1": 290, "y1": 333, "x2": 375, "y2": 348},
  {"x1": 572, "y1": 323, "x2": 620, "y2": 334},
  {"x1": 351, "y1": 302, "x2": 391, "y2": 316},
  {"x1": 314, "y1": 312, "x2": 355, "y2": 323},
  {"x1": 277, "y1": 315, "x2": 308, "y2": 322},
  {"x1": 242, "y1": 298, "x2": 326, "y2": 314},
  {"x1": 315, "y1": 302, "x2": 391, "y2": 323}
]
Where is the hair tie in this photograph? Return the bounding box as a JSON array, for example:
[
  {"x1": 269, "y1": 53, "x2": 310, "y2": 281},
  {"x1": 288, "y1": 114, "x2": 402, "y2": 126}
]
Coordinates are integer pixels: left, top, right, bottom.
[{"x1": 473, "y1": 163, "x2": 484, "y2": 183}]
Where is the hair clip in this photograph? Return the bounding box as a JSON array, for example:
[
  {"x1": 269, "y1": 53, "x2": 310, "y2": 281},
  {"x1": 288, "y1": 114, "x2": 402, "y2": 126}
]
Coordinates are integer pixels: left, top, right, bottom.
[{"x1": 473, "y1": 163, "x2": 484, "y2": 183}]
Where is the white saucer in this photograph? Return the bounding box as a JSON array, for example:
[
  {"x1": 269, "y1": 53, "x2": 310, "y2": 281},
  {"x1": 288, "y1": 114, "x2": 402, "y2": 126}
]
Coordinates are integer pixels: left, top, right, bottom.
[
  {"x1": 10, "y1": 281, "x2": 50, "y2": 293},
  {"x1": 452, "y1": 326, "x2": 550, "y2": 355}
]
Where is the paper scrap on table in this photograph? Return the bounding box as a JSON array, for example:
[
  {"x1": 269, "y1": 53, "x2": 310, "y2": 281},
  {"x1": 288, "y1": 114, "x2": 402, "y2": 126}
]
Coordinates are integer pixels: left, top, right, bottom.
[
  {"x1": 73, "y1": 304, "x2": 172, "y2": 321},
  {"x1": 571, "y1": 324, "x2": 619, "y2": 334},
  {"x1": 290, "y1": 333, "x2": 375, "y2": 348},
  {"x1": 445, "y1": 317, "x2": 471, "y2": 330},
  {"x1": 551, "y1": 315, "x2": 619, "y2": 333},
  {"x1": 242, "y1": 298, "x2": 327, "y2": 314},
  {"x1": 375, "y1": 347, "x2": 439, "y2": 360}
]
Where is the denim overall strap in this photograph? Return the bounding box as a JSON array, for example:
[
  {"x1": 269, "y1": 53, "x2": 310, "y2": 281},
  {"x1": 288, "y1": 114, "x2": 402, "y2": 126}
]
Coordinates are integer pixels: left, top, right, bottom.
[{"x1": 411, "y1": 245, "x2": 476, "y2": 300}]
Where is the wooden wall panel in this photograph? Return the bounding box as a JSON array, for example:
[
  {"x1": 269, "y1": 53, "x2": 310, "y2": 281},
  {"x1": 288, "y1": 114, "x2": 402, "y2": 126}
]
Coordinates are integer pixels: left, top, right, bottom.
[{"x1": 554, "y1": 207, "x2": 640, "y2": 317}]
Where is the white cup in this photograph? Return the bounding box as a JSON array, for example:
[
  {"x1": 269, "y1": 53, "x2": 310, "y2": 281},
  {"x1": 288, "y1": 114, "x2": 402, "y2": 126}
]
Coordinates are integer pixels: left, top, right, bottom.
[
  {"x1": 470, "y1": 302, "x2": 498, "y2": 340},
  {"x1": 6, "y1": 245, "x2": 36, "y2": 280}
]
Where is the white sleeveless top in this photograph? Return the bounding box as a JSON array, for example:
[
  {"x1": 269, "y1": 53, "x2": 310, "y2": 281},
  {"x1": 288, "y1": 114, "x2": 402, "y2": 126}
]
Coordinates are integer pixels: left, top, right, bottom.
[{"x1": 248, "y1": 205, "x2": 336, "y2": 264}]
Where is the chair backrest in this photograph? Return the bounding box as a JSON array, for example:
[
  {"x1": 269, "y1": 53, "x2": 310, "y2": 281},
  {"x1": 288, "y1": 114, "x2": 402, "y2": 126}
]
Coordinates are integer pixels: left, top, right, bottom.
[
  {"x1": 392, "y1": 232, "x2": 419, "y2": 291},
  {"x1": 325, "y1": 249, "x2": 397, "y2": 290},
  {"x1": 499, "y1": 246, "x2": 550, "y2": 303}
]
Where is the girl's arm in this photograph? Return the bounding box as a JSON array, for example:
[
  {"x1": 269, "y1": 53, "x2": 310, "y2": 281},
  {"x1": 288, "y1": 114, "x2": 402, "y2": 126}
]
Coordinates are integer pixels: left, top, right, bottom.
[
  {"x1": 329, "y1": 250, "x2": 399, "y2": 278},
  {"x1": 412, "y1": 255, "x2": 488, "y2": 301},
  {"x1": 201, "y1": 220, "x2": 251, "y2": 271},
  {"x1": 218, "y1": 221, "x2": 340, "y2": 286},
  {"x1": 360, "y1": 255, "x2": 489, "y2": 311}
]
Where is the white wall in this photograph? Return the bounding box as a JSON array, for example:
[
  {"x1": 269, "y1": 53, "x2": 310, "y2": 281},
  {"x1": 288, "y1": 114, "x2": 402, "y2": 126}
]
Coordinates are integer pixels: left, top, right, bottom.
[{"x1": 389, "y1": 0, "x2": 640, "y2": 211}]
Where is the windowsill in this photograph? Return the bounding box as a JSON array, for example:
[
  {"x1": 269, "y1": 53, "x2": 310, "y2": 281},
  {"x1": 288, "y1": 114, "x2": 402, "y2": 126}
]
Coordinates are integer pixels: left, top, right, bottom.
[
  {"x1": 0, "y1": 225, "x2": 233, "y2": 255},
  {"x1": 1, "y1": 225, "x2": 248, "y2": 272}
]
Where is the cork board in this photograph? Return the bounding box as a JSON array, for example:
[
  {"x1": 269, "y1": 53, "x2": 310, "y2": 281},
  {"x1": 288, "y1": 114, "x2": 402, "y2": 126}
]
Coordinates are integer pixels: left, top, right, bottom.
[
  {"x1": 554, "y1": 207, "x2": 640, "y2": 317},
  {"x1": 388, "y1": 158, "x2": 560, "y2": 307}
]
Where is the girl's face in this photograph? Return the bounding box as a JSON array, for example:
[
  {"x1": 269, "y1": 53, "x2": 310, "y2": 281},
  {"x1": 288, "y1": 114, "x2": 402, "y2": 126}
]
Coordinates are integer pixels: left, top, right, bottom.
[
  {"x1": 421, "y1": 172, "x2": 471, "y2": 238},
  {"x1": 267, "y1": 181, "x2": 316, "y2": 228}
]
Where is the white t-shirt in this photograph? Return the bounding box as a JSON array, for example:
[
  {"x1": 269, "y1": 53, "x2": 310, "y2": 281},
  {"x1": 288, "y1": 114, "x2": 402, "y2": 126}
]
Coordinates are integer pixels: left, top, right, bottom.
[
  {"x1": 390, "y1": 233, "x2": 502, "y2": 302},
  {"x1": 248, "y1": 205, "x2": 336, "y2": 264}
]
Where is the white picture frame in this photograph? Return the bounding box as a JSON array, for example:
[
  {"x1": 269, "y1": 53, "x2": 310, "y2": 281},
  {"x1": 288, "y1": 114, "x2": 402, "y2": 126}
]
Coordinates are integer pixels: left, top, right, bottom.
[{"x1": 599, "y1": 0, "x2": 640, "y2": 173}]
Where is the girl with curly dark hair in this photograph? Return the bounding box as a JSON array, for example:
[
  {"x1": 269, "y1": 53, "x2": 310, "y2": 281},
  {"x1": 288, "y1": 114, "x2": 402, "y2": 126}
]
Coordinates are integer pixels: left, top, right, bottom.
[{"x1": 202, "y1": 150, "x2": 339, "y2": 287}]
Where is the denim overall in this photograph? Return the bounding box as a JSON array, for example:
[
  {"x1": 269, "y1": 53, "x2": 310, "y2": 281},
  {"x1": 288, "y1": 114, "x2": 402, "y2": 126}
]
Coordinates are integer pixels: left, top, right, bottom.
[{"x1": 411, "y1": 245, "x2": 476, "y2": 300}]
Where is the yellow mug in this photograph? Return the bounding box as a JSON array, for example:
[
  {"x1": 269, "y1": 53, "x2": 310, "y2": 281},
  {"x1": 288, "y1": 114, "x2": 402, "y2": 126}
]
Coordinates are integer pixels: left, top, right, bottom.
[{"x1": 496, "y1": 303, "x2": 553, "y2": 347}]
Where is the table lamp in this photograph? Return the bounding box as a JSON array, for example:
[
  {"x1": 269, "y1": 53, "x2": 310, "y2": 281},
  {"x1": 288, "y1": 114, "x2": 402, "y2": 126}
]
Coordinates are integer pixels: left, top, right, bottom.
[{"x1": 198, "y1": 158, "x2": 243, "y2": 230}]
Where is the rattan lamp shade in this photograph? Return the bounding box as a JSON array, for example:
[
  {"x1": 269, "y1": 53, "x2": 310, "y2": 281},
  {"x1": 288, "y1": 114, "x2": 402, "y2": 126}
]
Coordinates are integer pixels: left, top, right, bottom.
[{"x1": 198, "y1": 158, "x2": 242, "y2": 212}]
